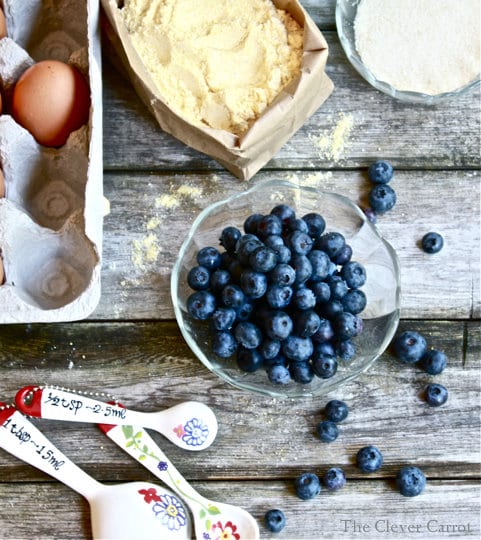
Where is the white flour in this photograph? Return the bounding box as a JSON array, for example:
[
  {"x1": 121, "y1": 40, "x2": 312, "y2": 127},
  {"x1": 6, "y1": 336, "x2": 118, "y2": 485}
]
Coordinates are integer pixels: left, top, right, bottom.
[{"x1": 354, "y1": 0, "x2": 480, "y2": 95}]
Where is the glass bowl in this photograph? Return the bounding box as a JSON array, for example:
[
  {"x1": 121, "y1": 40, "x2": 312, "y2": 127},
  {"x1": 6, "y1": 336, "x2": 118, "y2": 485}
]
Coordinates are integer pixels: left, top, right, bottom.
[
  {"x1": 171, "y1": 180, "x2": 401, "y2": 399},
  {"x1": 336, "y1": 0, "x2": 480, "y2": 104}
]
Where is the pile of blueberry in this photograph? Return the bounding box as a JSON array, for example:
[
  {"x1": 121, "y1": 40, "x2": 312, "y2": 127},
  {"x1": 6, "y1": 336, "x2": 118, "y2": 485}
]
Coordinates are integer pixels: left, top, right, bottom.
[{"x1": 185, "y1": 203, "x2": 368, "y2": 386}]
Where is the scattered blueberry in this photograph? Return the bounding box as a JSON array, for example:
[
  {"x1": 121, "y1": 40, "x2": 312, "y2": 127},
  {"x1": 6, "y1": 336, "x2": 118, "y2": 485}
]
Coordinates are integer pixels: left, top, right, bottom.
[
  {"x1": 295, "y1": 472, "x2": 321, "y2": 500},
  {"x1": 325, "y1": 399, "x2": 349, "y2": 423},
  {"x1": 393, "y1": 330, "x2": 427, "y2": 363},
  {"x1": 368, "y1": 184, "x2": 396, "y2": 214},
  {"x1": 421, "y1": 349, "x2": 447, "y2": 375},
  {"x1": 425, "y1": 383, "x2": 448, "y2": 407},
  {"x1": 356, "y1": 445, "x2": 383, "y2": 472},
  {"x1": 317, "y1": 420, "x2": 339, "y2": 442},
  {"x1": 368, "y1": 160, "x2": 394, "y2": 184},
  {"x1": 421, "y1": 232, "x2": 444, "y2": 254},
  {"x1": 323, "y1": 467, "x2": 346, "y2": 491},
  {"x1": 396, "y1": 466, "x2": 426, "y2": 497},
  {"x1": 264, "y1": 509, "x2": 286, "y2": 533}
]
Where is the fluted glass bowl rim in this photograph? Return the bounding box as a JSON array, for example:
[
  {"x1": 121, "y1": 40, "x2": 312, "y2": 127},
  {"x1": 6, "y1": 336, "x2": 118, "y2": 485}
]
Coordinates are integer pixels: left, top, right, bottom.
[
  {"x1": 171, "y1": 180, "x2": 402, "y2": 399},
  {"x1": 335, "y1": 0, "x2": 481, "y2": 104}
]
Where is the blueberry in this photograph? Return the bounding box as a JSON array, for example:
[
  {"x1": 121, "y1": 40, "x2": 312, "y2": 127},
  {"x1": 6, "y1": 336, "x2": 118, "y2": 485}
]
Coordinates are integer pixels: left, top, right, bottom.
[
  {"x1": 270, "y1": 204, "x2": 296, "y2": 226},
  {"x1": 307, "y1": 250, "x2": 331, "y2": 282},
  {"x1": 187, "y1": 291, "x2": 216, "y2": 320},
  {"x1": 219, "y1": 226, "x2": 242, "y2": 252},
  {"x1": 368, "y1": 160, "x2": 394, "y2": 184},
  {"x1": 289, "y1": 361, "x2": 314, "y2": 384},
  {"x1": 294, "y1": 310, "x2": 321, "y2": 338},
  {"x1": 249, "y1": 245, "x2": 278, "y2": 273},
  {"x1": 210, "y1": 269, "x2": 231, "y2": 294},
  {"x1": 327, "y1": 275, "x2": 349, "y2": 300},
  {"x1": 263, "y1": 353, "x2": 288, "y2": 368},
  {"x1": 287, "y1": 230, "x2": 313, "y2": 255},
  {"x1": 311, "y1": 281, "x2": 331, "y2": 304},
  {"x1": 266, "y1": 285, "x2": 293, "y2": 309},
  {"x1": 221, "y1": 284, "x2": 245, "y2": 308},
  {"x1": 311, "y1": 318, "x2": 334, "y2": 343},
  {"x1": 211, "y1": 307, "x2": 236, "y2": 331},
  {"x1": 320, "y1": 300, "x2": 344, "y2": 320},
  {"x1": 393, "y1": 330, "x2": 427, "y2": 363},
  {"x1": 264, "y1": 509, "x2": 286, "y2": 533},
  {"x1": 236, "y1": 347, "x2": 263, "y2": 372},
  {"x1": 257, "y1": 214, "x2": 283, "y2": 239},
  {"x1": 356, "y1": 445, "x2": 383, "y2": 472},
  {"x1": 287, "y1": 218, "x2": 309, "y2": 234},
  {"x1": 264, "y1": 311, "x2": 294, "y2": 340},
  {"x1": 235, "y1": 300, "x2": 255, "y2": 321},
  {"x1": 313, "y1": 342, "x2": 336, "y2": 358},
  {"x1": 282, "y1": 335, "x2": 314, "y2": 362},
  {"x1": 292, "y1": 287, "x2": 316, "y2": 310},
  {"x1": 325, "y1": 400, "x2": 349, "y2": 423},
  {"x1": 236, "y1": 235, "x2": 262, "y2": 265},
  {"x1": 421, "y1": 232, "x2": 444, "y2": 254},
  {"x1": 243, "y1": 213, "x2": 263, "y2": 234},
  {"x1": 291, "y1": 255, "x2": 313, "y2": 285},
  {"x1": 333, "y1": 244, "x2": 353, "y2": 265},
  {"x1": 336, "y1": 339, "x2": 356, "y2": 361},
  {"x1": 259, "y1": 338, "x2": 281, "y2": 360},
  {"x1": 240, "y1": 270, "x2": 267, "y2": 298},
  {"x1": 421, "y1": 349, "x2": 447, "y2": 375},
  {"x1": 396, "y1": 466, "x2": 426, "y2": 497},
  {"x1": 295, "y1": 473, "x2": 321, "y2": 500},
  {"x1": 212, "y1": 331, "x2": 237, "y2": 358},
  {"x1": 302, "y1": 212, "x2": 326, "y2": 239},
  {"x1": 196, "y1": 246, "x2": 222, "y2": 270},
  {"x1": 269, "y1": 263, "x2": 296, "y2": 286},
  {"x1": 317, "y1": 420, "x2": 339, "y2": 442},
  {"x1": 425, "y1": 383, "x2": 448, "y2": 407},
  {"x1": 234, "y1": 322, "x2": 262, "y2": 349},
  {"x1": 333, "y1": 312, "x2": 363, "y2": 341},
  {"x1": 368, "y1": 184, "x2": 396, "y2": 214},
  {"x1": 272, "y1": 244, "x2": 291, "y2": 264},
  {"x1": 340, "y1": 261, "x2": 367, "y2": 289},
  {"x1": 323, "y1": 467, "x2": 346, "y2": 491},
  {"x1": 312, "y1": 354, "x2": 338, "y2": 379},
  {"x1": 227, "y1": 260, "x2": 243, "y2": 283},
  {"x1": 267, "y1": 364, "x2": 291, "y2": 385},
  {"x1": 316, "y1": 232, "x2": 346, "y2": 259},
  {"x1": 187, "y1": 265, "x2": 210, "y2": 291},
  {"x1": 341, "y1": 289, "x2": 367, "y2": 314}
]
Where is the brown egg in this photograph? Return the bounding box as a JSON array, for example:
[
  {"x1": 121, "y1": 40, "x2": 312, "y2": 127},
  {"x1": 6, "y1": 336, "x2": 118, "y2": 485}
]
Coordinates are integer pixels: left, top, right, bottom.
[
  {"x1": 0, "y1": 9, "x2": 7, "y2": 40},
  {"x1": 0, "y1": 168, "x2": 5, "y2": 198},
  {"x1": 12, "y1": 60, "x2": 90, "y2": 147}
]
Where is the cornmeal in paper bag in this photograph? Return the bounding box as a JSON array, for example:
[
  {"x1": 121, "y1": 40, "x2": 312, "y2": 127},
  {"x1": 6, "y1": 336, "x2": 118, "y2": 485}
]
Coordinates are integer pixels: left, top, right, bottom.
[{"x1": 101, "y1": 0, "x2": 333, "y2": 180}]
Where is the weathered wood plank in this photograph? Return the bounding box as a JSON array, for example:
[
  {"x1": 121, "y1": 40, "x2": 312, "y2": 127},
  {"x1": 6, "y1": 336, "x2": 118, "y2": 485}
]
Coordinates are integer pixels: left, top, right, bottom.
[
  {"x1": 0, "y1": 321, "x2": 478, "y2": 481},
  {"x1": 102, "y1": 32, "x2": 481, "y2": 172},
  {"x1": 93, "y1": 170, "x2": 480, "y2": 320},
  {"x1": 0, "y1": 479, "x2": 478, "y2": 540}
]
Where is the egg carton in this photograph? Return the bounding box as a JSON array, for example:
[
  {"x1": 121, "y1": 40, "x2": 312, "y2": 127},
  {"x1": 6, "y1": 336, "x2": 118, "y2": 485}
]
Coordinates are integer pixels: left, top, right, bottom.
[{"x1": 0, "y1": 0, "x2": 103, "y2": 323}]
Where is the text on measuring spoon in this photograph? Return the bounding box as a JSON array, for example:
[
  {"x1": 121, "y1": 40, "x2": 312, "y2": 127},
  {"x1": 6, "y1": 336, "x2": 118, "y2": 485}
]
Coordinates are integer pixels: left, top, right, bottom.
[{"x1": 44, "y1": 390, "x2": 127, "y2": 419}]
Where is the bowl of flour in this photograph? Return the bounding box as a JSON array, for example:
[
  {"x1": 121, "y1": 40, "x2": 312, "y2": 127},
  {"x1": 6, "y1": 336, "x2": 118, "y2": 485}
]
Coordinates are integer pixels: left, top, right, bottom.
[{"x1": 336, "y1": 0, "x2": 480, "y2": 103}]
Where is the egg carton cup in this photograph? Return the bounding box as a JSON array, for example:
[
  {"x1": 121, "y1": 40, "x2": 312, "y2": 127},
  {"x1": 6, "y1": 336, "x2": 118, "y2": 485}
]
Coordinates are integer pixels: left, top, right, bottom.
[{"x1": 0, "y1": 0, "x2": 103, "y2": 323}]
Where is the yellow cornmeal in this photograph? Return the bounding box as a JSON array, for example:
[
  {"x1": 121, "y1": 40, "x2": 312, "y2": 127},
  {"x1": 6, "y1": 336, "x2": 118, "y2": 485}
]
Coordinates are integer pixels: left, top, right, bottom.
[{"x1": 121, "y1": 0, "x2": 304, "y2": 136}]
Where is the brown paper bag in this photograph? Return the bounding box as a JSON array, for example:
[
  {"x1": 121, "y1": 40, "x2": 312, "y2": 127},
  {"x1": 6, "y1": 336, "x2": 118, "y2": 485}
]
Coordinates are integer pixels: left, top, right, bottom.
[{"x1": 101, "y1": 0, "x2": 334, "y2": 180}]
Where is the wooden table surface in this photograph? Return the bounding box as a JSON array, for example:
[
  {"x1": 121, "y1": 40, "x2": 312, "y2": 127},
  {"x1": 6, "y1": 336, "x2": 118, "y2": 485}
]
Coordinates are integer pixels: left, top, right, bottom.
[{"x1": 0, "y1": 1, "x2": 480, "y2": 538}]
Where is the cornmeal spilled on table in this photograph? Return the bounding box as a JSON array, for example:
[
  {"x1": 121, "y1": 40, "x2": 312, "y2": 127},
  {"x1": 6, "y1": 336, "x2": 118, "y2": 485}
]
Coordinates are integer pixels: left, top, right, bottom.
[{"x1": 121, "y1": 0, "x2": 304, "y2": 135}]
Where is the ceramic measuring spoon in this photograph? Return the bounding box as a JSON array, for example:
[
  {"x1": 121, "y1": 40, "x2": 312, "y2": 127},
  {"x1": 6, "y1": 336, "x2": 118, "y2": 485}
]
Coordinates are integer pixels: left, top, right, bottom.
[
  {"x1": 99, "y1": 420, "x2": 260, "y2": 540},
  {"x1": 0, "y1": 402, "x2": 192, "y2": 540},
  {"x1": 15, "y1": 385, "x2": 217, "y2": 451}
]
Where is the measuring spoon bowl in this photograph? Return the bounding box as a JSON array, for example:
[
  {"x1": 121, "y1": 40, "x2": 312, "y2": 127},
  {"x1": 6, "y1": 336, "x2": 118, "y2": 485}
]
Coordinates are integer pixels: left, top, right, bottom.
[{"x1": 15, "y1": 385, "x2": 218, "y2": 451}]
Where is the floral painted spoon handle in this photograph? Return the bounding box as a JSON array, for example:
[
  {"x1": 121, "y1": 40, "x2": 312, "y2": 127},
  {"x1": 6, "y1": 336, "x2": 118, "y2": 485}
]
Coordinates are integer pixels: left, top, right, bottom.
[
  {"x1": 98, "y1": 419, "x2": 260, "y2": 540},
  {"x1": 15, "y1": 385, "x2": 218, "y2": 451}
]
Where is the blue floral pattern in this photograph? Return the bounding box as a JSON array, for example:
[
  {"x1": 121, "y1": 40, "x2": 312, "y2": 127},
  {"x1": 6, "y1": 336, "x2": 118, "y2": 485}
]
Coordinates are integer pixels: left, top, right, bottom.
[
  {"x1": 182, "y1": 417, "x2": 209, "y2": 447},
  {"x1": 152, "y1": 493, "x2": 188, "y2": 531}
]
